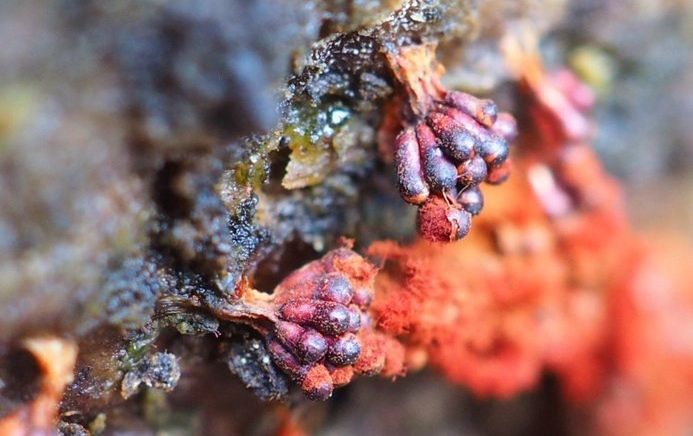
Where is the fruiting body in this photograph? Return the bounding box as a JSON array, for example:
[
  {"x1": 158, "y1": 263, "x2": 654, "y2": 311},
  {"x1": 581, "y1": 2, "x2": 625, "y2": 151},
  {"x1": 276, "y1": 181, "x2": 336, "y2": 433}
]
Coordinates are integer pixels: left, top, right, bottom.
[
  {"x1": 391, "y1": 90, "x2": 516, "y2": 242},
  {"x1": 211, "y1": 245, "x2": 403, "y2": 399},
  {"x1": 417, "y1": 123, "x2": 458, "y2": 192},
  {"x1": 457, "y1": 156, "x2": 487, "y2": 187},
  {"x1": 457, "y1": 186, "x2": 484, "y2": 216},
  {"x1": 394, "y1": 128, "x2": 430, "y2": 205}
]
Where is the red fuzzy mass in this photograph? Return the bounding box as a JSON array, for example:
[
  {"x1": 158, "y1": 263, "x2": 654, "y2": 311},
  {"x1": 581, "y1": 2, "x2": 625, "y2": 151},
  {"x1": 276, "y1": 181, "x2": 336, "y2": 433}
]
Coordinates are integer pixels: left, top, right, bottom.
[
  {"x1": 367, "y1": 150, "x2": 633, "y2": 399},
  {"x1": 417, "y1": 196, "x2": 471, "y2": 242}
]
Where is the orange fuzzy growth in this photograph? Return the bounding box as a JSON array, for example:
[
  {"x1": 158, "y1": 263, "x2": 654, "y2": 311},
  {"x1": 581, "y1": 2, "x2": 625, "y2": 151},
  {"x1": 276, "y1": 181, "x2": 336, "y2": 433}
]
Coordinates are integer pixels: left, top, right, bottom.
[
  {"x1": 368, "y1": 152, "x2": 627, "y2": 399},
  {"x1": 379, "y1": 335, "x2": 407, "y2": 378},
  {"x1": 353, "y1": 328, "x2": 386, "y2": 375},
  {"x1": 417, "y1": 197, "x2": 463, "y2": 242},
  {"x1": 328, "y1": 366, "x2": 354, "y2": 387},
  {"x1": 325, "y1": 247, "x2": 379, "y2": 292},
  {"x1": 301, "y1": 365, "x2": 333, "y2": 401},
  {"x1": 354, "y1": 328, "x2": 406, "y2": 378},
  {"x1": 369, "y1": 234, "x2": 560, "y2": 397},
  {"x1": 368, "y1": 48, "x2": 693, "y2": 434}
]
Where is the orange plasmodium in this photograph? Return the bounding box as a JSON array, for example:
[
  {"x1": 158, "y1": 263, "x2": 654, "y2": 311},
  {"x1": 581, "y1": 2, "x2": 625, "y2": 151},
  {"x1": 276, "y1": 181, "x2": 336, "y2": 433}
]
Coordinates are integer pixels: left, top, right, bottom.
[{"x1": 367, "y1": 150, "x2": 630, "y2": 399}]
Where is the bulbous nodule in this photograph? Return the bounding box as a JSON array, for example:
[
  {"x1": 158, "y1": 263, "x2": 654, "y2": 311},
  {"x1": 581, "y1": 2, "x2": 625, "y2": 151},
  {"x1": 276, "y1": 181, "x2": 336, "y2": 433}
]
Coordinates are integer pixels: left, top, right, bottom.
[
  {"x1": 445, "y1": 91, "x2": 498, "y2": 128},
  {"x1": 458, "y1": 186, "x2": 484, "y2": 216},
  {"x1": 477, "y1": 136, "x2": 509, "y2": 168},
  {"x1": 457, "y1": 156, "x2": 488, "y2": 187},
  {"x1": 327, "y1": 333, "x2": 361, "y2": 366},
  {"x1": 416, "y1": 123, "x2": 457, "y2": 193},
  {"x1": 394, "y1": 128, "x2": 430, "y2": 205},
  {"x1": 279, "y1": 300, "x2": 352, "y2": 336},
  {"x1": 427, "y1": 112, "x2": 476, "y2": 162},
  {"x1": 316, "y1": 272, "x2": 354, "y2": 304}
]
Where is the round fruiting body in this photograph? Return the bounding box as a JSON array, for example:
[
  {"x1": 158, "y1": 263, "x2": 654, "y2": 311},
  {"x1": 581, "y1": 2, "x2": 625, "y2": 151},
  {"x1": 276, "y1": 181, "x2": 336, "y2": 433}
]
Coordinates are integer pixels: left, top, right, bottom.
[{"x1": 458, "y1": 186, "x2": 484, "y2": 216}]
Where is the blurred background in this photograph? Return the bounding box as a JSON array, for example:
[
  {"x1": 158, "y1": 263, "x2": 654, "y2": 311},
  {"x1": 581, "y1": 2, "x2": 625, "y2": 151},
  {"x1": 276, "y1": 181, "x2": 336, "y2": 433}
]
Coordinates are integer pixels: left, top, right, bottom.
[{"x1": 0, "y1": 0, "x2": 691, "y2": 435}]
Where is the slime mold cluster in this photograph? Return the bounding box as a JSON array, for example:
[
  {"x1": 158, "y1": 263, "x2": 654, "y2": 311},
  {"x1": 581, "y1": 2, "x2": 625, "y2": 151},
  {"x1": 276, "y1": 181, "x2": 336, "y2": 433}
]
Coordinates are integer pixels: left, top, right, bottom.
[{"x1": 0, "y1": 1, "x2": 691, "y2": 435}]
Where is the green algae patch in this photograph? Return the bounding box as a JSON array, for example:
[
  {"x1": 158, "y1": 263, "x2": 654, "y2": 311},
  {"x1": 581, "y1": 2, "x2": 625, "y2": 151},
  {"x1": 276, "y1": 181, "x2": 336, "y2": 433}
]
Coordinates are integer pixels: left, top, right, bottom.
[{"x1": 281, "y1": 102, "x2": 352, "y2": 189}]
